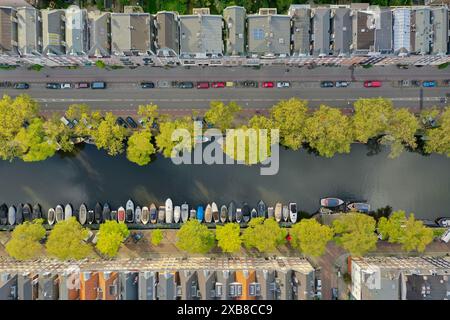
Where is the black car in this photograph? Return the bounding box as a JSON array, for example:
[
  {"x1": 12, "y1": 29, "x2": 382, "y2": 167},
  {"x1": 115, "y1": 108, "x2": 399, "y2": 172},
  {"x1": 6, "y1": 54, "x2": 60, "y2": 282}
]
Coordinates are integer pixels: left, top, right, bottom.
[
  {"x1": 242, "y1": 80, "x2": 258, "y2": 88},
  {"x1": 179, "y1": 81, "x2": 194, "y2": 89},
  {"x1": 141, "y1": 82, "x2": 155, "y2": 89},
  {"x1": 13, "y1": 82, "x2": 29, "y2": 89},
  {"x1": 125, "y1": 116, "x2": 138, "y2": 128},
  {"x1": 320, "y1": 81, "x2": 334, "y2": 88},
  {"x1": 116, "y1": 117, "x2": 128, "y2": 128},
  {"x1": 46, "y1": 83, "x2": 60, "y2": 89}
]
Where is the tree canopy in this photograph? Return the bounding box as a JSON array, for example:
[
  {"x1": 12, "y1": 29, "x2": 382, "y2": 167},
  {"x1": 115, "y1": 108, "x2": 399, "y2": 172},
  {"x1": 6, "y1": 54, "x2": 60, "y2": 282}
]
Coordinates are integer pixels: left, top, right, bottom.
[
  {"x1": 382, "y1": 108, "x2": 419, "y2": 158},
  {"x1": 241, "y1": 217, "x2": 287, "y2": 253},
  {"x1": 96, "y1": 220, "x2": 130, "y2": 257},
  {"x1": 424, "y1": 107, "x2": 450, "y2": 157},
  {"x1": 352, "y1": 98, "x2": 393, "y2": 143},
  {"x1": 290, "y1": 219, "x2": 334, "y2": 257},
  {"x1": 46, "y1": 217, "x2": 93, "y2": 260},
  {"x1": 126, "y1": 129, "x2": 156, "y2": 165},
  {"x1": 176, "y1": 220, "x2": 215, "y2": 254},
  {"x1": 215, "y1": 223, "x2": 242, "y2": 253},
  {"x1": 204, "y1": 101, "x2": 241, "y2": 132},
  {"x1": 91, "y1": 112, "x2": 127, "y2": 156},
  {"x1": 5, "y1": 219, "x2": 46, "y2": 260},
  {"x1": 151, "y1": 229, "x2": 164, "y2": 246},
  {"x1": 156, "y1": 116, "x2": 194, "y2": 158},
  {"x1": 137, "y1": 104, "x2": 159, "y2": 127}
]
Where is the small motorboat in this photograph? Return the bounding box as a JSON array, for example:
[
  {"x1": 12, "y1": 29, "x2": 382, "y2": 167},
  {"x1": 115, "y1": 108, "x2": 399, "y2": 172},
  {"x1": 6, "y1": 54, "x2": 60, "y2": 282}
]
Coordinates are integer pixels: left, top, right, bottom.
[
  {"x1": 150, "y1": 204, "x2": 157, "y2": 224},
  {"x1": 22, "y1": 203, "x2": 32, "y2": 222},
  {"x1": 181, "y1": 203, "x2": 189, "y2": 223},
  {"x1": 117, "y1": 207, "x2": 125, "y2": 223},
  {"x1": 135, "y1": 206, "x2": 142, "y2": 224},
  {"x1": 32, "y1": 204, "x2": 42, "y2": 220},
  {"x1": 102, "y1": 203, "x2": 111, "y2": 221},
  {"x1": 174, "y1": 206, "x2": 181, "y2": 223},
  {"x1": 242, "y1": 203, "x2": 251, "y2": 223},
  {"x1": 282, "y1": 205, "x2": 289, "y2": 222},
  {"x1": 15, "y1": 204, "x2": 23, "y2": 225},
  {"x1": 189, "y1": 209, "x2": 197, "y2": 220},
  {"x1": 212, "y1": 202, "x2": 219, "y2": 223},
  {"x1": 321, "y1": 198, "x2": 344, "y2": 208},
  {"x1": 348, "y1": 202, "x2": 371, "y2": 213},
  {"x1": 251, "y1": 208, "x2": 258, "y2": 219},
  {"x1": 436, "y1": 217, "x2": 450, "y2": 228},
  {"x1": 165, "y1": 198, "x2": 173, "y2": 224},
  {"x1": 141, "y1": 206, "x2": 150, "y2": 225},
  {"x1": 235, "y1": 208, "x2": 243, "y2": 223},
  {"x1": 275, "y1": 203, "x2": 282, "y2": 222},
  {"x1": 0, "y1": 204, "x2": 7, "y2": 225},
  {"x1": 257, "y1": 200, "x2": 266, "y2": 218},
  {"x1": 47, "y1": 208, "x2": 56, "y2": 226},
  {"x1": 110, "y1": 210, "x2": 118, "y2": 221},
  {"x1": 220, "y1": 205, "x2": 228, "y2": 223},
  {"x1": 79, "y1": 204, "x2": 87, "y2": 225},
  {"x1": 158, "y1": 206, "x2": 165, "y2": 223},
  {"x1": 94, "y1": 202, "x2": 102, "y2": 224},
  {"x1": 126, "y1": 199, "x2": 135, "y2": 223},
  {"x1": 267, "y1": 206, "x2": 274, "y2": 219},
  {"x1": 197, "y1": 206, "x2": 204, "y2": 222},
  {"x1": 289, "y1": 202, "x2": 298, "y2": 223},
  {"x1": 228, "y1": 201, "x2": 236, "y2": 222},
  {"x1": 87, "y1": 209, "x2": 95, "y2": 224},
  {"x1": 8, "y1": 205, "x2": 16, "y2": 226},
  {"x1": 55, "y1": 205, "x2": 64, "y2": 223},
  {"x1": 204, "y1": 204, "x2": 212, "y2": 223},
  {"x1": 65, "y1": 204, "x2": 73, "y2": 220}
]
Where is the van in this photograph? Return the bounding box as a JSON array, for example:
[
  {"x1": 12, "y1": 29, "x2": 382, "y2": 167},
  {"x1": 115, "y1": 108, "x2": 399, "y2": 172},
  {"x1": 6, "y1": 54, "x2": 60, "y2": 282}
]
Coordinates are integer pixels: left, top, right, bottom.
[{"x1": 91, "y1": 81, "x2": 106, "y2": 89}]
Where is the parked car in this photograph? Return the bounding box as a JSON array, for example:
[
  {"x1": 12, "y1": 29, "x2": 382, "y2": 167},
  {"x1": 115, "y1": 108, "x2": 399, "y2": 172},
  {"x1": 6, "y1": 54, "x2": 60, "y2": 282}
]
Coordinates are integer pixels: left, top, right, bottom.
[
  {"x1": 242, "y1": 80, "x2": 258, "y2": 88},
  {"x1": 0, "y1": 81, "x2": 12, "y2": 88},
  {"x1": 75, "y1": 82, "x2": 90, "y2": 89},
  {"x1": 335, "y1": 81, "x2": 350, "y2": 88},
  {"x1": 363, "y1": 81, "x2": 382, "y2": 88},
  {"x1": 262, "y1": 81, "x2": 274, "y2": 88},
  {"x1": 411, "y1": 80, "x2": 422, "y2": 87},
  {"x1": 226, "y1": 81, "x2": 234, "y2": 87},
  {"x1": 276, "y1": 81, "x2": 290, "y2": 88},
  {"x1": 141, "y1": 82, "x2": 155, "y2": 89},
  {"x1": 60, "y1": 83, "x2": 72, "y2": 89},
  {"x1": 91, "y1": 81, "x2": 106, "y2": 89},
  {"x1": 212, "y1": 82, "x2": 225, "y2": 88},
  {"x1": 116, "y1": 117, "x2": 128, "y2": 128},
  {"x1": 46, "y1": 83, "x2": 60, "y2": 89},
  {"x1": 197, "y1": 82, "x2": 210, "y2": 89},
  {"x1": 125, "y1": 116, "x2": 138, "y2": 129},
  {"x1": 179, "y1": 81, "x2": 194, "y2": 89},
  {"x1": 422, "y1": 80, "x2": 436, "y2": 88},
  {"x1": 320, "y1": 81, "x2": 334, "y2": 88},
  {"x1": 13, "y1": 82, "x2": 29, "y2": 89}
]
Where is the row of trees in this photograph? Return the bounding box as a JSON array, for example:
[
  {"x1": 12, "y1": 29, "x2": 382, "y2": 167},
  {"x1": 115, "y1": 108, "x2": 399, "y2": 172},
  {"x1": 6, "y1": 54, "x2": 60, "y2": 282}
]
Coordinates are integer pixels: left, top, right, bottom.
[
  {"x1": 5, "y1": 210, "x2": 434, "y2": 261},
  {"x1": 1, "y1": 95, "x2": 449, "y2": 164}
]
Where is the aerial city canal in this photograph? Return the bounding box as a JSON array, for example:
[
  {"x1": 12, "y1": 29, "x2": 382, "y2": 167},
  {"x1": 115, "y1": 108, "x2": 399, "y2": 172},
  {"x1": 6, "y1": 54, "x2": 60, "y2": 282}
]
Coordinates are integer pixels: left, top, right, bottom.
[{"x1": 0, "y1": 143, "x2": 448, "y2": 220}]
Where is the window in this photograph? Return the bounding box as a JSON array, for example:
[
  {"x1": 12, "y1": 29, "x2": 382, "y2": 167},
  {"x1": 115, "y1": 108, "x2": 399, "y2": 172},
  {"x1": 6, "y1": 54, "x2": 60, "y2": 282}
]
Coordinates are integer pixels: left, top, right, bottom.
[
  {"x1": 109, "y1": 285, "x2": 117, "y2": 296},
  {"x1": 237, "y1": 284, "x2": 242, "y2": 296},
  {"x1": 215, "y1": 283, "x2": 223, "y2": 297},
  {"x1": 190, "y1": 285, "x2": 198, "y2": 297},
  {"x1": 253, "y1": 28, "x2": 264, "y2": 40},
  {"x1": 249, "y1": 283, "x2": 261, "y2": 296}
]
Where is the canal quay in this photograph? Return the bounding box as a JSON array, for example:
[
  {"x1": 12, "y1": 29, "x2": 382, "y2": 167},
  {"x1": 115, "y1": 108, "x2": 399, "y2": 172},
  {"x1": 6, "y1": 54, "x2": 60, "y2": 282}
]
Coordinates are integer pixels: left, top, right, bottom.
[{"x1": 0, "y1": 143, "x2": 448, "y2": 223}]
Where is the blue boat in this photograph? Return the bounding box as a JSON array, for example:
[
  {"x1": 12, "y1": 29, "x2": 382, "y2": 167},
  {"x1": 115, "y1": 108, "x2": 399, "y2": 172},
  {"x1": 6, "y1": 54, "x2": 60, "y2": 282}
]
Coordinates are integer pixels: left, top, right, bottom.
[
  {"x1": 348, "y1": 202, "x2": 370, "y2": 213},
  {"x1": 320, "y1": 198, "x2": 344, "y2": 208},
  {"x1": 197, "y1": 206, "x2": 204, "y2": 222}
]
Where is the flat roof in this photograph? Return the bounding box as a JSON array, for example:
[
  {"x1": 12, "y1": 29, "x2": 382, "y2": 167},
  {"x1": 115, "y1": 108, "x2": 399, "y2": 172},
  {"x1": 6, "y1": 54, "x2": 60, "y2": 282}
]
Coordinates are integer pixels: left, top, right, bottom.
[
  {"x1": 290, "y1": 6, "x2": 311, "y2": 55},
  {"x1": 247, "y1": 13, "x2": 291, "y2": 55},
  {"x1": 16, "y1": 7, "x2": 41, "y2": 55},
  {"x1": 223, "y1": 6, "x2": 246, "y2": 55},
  {"x1": 180, "y1": 13, "x2": 223, "y2": 54},
  {"x1": 155, "y1": 11, "x2": 179, "y2": 53},
  {"x1": 111, "y1": 13, "x2": 151, "y2": 54},
  {"x1": 0, "y1": 6, "x2": 18, "y2": 54}
]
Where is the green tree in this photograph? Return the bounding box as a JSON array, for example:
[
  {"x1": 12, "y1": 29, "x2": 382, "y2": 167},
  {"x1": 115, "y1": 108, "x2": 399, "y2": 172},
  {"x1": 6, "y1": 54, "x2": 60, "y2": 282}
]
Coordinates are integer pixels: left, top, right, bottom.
[
  {"x1": 352, "y1": 98, "x2": 393, "y2": 143},
  {"x1": 44, "y1": 114, "x2": 75, "y2": 153},
  {"x1": 126, "y1": 129, "x2": 156, "y2": 165},
  {"x1": 290, "y1": 219, "x2": 334, "y2": 257},
  {"x1": 424, "y1": 107, "x2": 450, "y2": 157},
  {"x1": 378, "y1": 210, "x2": 433, "y2": 252},
  {"x1": 151, "y1": 229, "x2": 164, "y2": 246},
  {"x1": 5, "y1": 219, "x2": 46, "y2": 260},
  {"x1": 91, "y1": 112, "x2": 127, "y2": 156},
  {"x1": 382, "y1": 108, "x2": 419, "y2": 158},
  {"x1": 271, "y1": 98, "x2": 308, "y2": 150},
  {"x1": 137, "y1": 104, "x2": 159, "y2": 126},
  {"x1": 304, "y1": 105, "x2": 353, "y2": 157},
  {"x1": 14, "y1": 118, "x2": 57, "y2": 162},
  {"x1": 46, "y1": 217, "x2": 93, "y2": 260},
  {"x1": 215, "y1": 223, "x2": 242, "y2": 253},
  {"x1": 204, "y1": 101, "x2": 241, "y2": 132},
  {"x1": 332, "y1": 213, "x2": 378, "y2": 256},
  {"x1": 241, "y1": 217, "x2": 287, "y2": 253},
  {"x1": 96, "y1": 220, "x2": 130, "y2": 257},
  {"x1": 95, "y1": 60, "x2": 106, "y2": 69},
  {"x1": 156, "y1": 116, "x2": 194, "y2": 158},
  {"x1": 176, "y1": 220, "x2": 215, "y2": 254}
]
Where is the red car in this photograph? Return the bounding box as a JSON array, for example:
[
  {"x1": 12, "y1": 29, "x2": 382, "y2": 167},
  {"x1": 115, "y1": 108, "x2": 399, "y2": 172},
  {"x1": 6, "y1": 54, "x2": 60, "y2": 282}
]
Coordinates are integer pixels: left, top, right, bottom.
[
  {"x1": 212, "y1": 82, "x2": 225, "y2": 88},
  {"x1": 262, "y1": 81, "x2": 274, "y2": 88},
  {"x1": 197, "y1": 82, "x2": 210, "y2": 89},
  {"x1": 364, "y1": 81, "x2": 382, "y2": 88}
]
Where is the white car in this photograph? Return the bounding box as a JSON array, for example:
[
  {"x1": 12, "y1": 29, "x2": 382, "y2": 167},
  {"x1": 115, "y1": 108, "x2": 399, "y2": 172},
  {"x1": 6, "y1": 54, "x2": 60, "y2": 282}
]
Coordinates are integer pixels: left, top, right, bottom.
[
  {"x1": 335, "y1": 81, "x2": 350, "y2": 88},
  {"x1": 277, "y1": 81, "x2": 290, "y2": 88},
  {"x1": 60, "y1": 83, "x2": 72, "y2": 89}
]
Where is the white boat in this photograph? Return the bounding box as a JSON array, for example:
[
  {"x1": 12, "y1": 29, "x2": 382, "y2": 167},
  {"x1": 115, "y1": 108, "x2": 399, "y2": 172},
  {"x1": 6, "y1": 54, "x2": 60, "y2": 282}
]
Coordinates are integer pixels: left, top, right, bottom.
[
  {"x1": 282, "y1": 205, "x2": 289, "y2": 222},
  {"x1": 141, "y1": 206, "x2": 150, "y2": 225},
  {"x1": 79, "y1": 203, "x2": 87, "y2": 225},
  {"x1": 211, "y1": 202, "x2": 219, "y2": 223},
  {"x1": 174, "y1": 206, "x2": 181, "y2": 223},
  {"x1": 204, "y1": 204, "x2": 212, "y2": 223},
  {"x1": 135, "y1": 206, "x2": 142, "y2": 224},
  {"x1": 320, "y1": 198, "x2": 344, "y2": 208},
  {"x1": 289, "y1": 202, "x2": 298, "y2": 223},
  {"x1": 165, "y1": 198, "x2": 173, "y2": 223},
  {"x1": 55, "y1": 205, "x2": 64, "y2": 223},
  {"x1": 64, "y1": 204, "x2": 72, "y2": 220},
  {"x1": 235, "y1": 208, "x2": 243, "y2": 223},
  {"x1": 267, "y1": 207, "x2": 274, "y2": 219},
  {"x1": 181, "y1": 203, "x2": 189, "y2": 223},
  {"x1": 275, "y1": 203, "x2": 282, "y2": 222},
  {"x1": 47, "y1": 208, "x2": 56, "y2": 226},
  {"x1": 8, "y1": 205, "x2": 16, "y2": 226}
]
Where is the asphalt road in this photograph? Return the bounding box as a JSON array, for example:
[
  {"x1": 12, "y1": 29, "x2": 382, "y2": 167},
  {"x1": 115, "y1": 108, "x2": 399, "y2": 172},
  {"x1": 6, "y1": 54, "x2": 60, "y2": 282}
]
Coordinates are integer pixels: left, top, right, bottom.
[{"x1": 0, "y1": 65, "x2": 449, "y2": 112}]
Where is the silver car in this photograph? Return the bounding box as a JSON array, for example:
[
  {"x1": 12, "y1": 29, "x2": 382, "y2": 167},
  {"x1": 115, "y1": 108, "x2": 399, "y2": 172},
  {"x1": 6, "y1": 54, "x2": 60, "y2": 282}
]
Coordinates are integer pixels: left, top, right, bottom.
[{"x1": 335, "y1": 81, "x2": 350, "y2": 88}]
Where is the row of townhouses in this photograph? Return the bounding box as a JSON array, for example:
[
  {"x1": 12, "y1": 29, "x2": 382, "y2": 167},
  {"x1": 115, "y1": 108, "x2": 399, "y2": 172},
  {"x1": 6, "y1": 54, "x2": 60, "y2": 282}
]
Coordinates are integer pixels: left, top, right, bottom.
[
  {"x1": 0, "y1": 4, "x2": 449, "y2": 58},
  {"x1": 0, "y1": 257, "x2": 316, "y2": 300}
]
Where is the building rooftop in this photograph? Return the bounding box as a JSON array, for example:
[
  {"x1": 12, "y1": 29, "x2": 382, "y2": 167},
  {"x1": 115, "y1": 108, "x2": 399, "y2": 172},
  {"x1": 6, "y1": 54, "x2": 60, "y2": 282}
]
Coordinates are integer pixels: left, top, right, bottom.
[
  {"x1": 431, "y1": 6, "x2": 449, "y2": 54},
  {"x1": 0, "y1": 6, "x2": 18, "y2": 55},
  {"x1": 155, "y1": 11, "x2": 179, "y2": 54},
  {"x1": 87, "y1": 11, "x2": 110, "y2": 57},
  {"x1": 65, "y1": 5, "x2": 88, "y2": 55},
  {"x1": 16, "y1": 6, "x2": 41, "y2": 55},
  {"x1": 332, "y1": 7, "x2": 353, "y2": 55},
  {"x1": 41, "y1": 8, "x2": 65, "y2": 55},
  {"x1": 111, "y1": 13, "x2": 152, "y2": 55},
  {"x1": 223, "y1": 6, "x2": 246, "y2": 56},
  {"x1": 312, "y1": 8, "x2": 331, "y2": 56},
  {"x1": 289, "y1": 5, "x2": 312, "y2": 56}
]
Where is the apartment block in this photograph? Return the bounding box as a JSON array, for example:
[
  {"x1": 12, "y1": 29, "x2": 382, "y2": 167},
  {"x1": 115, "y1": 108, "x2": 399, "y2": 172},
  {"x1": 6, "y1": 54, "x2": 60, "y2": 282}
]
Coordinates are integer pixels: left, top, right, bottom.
[
  {"x1": 111, "y1": 12, "x2": 153, "y2": 55},
  {"x1": 16, "y1": 6, "x2": 42, "y2": 55},
  {"x1": 0, "y1": 6, "x2": 18, "y2": 55}
]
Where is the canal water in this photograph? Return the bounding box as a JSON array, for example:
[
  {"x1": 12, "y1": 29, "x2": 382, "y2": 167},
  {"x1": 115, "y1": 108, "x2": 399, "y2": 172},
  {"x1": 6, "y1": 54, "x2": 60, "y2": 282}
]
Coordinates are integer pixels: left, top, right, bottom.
[{"x1": 0, "y1": 144, "x2": 449, "y2": 220}]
